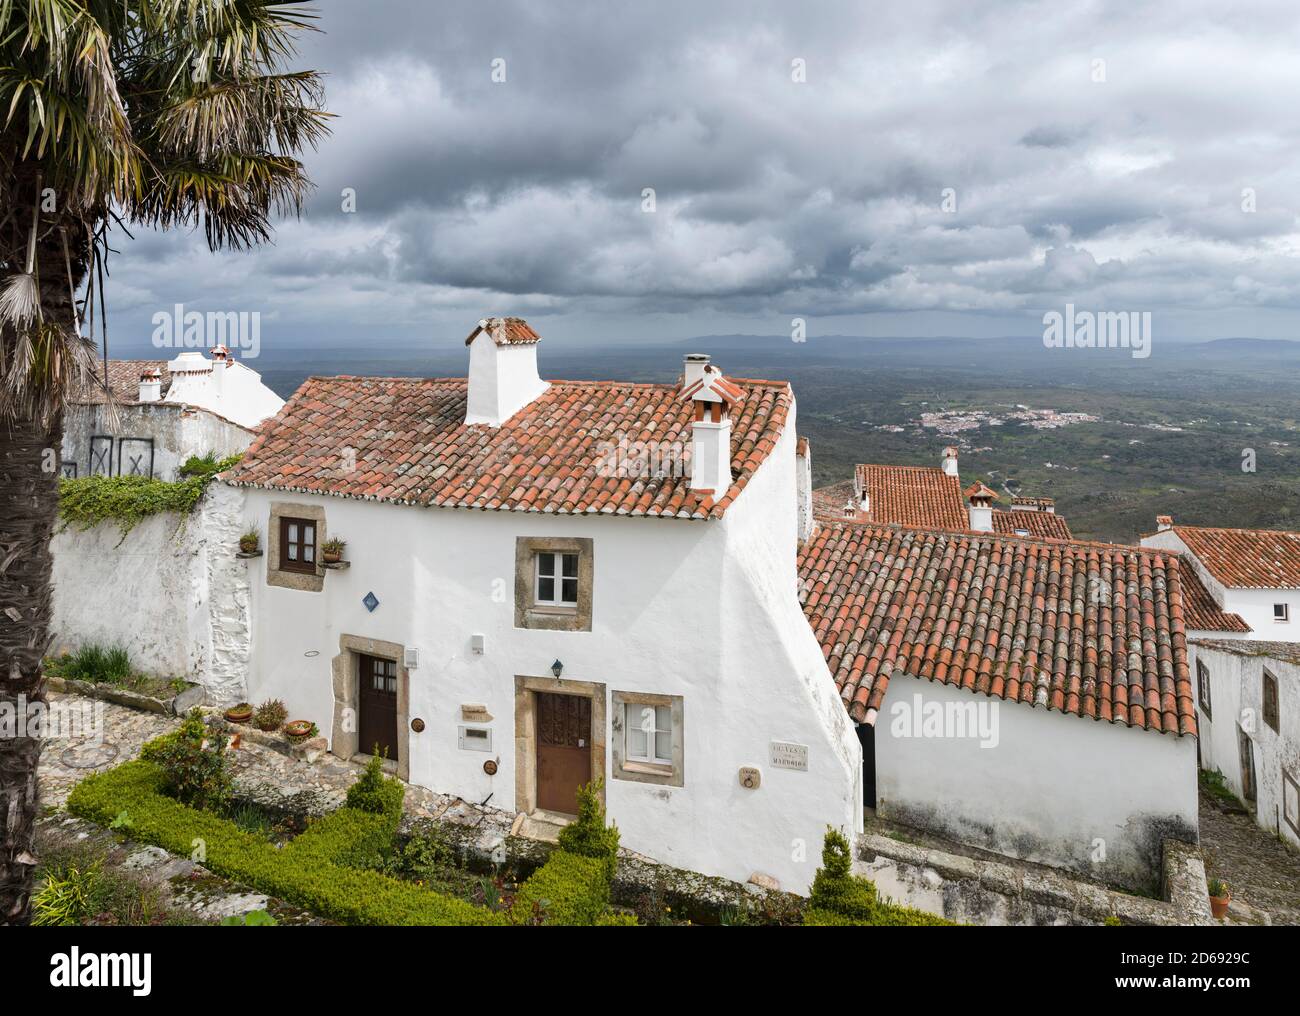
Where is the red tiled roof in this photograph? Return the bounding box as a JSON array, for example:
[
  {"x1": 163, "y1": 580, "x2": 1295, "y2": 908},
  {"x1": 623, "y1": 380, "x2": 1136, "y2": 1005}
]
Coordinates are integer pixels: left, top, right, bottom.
[
  {"x1": 993, "y1": 509, "x2": 1073, "y2": 540},
  {"x1": 225, "y1": 375, "x2": 791, "y2": 519},
  {"x1": 853, "y1": 464, "x2": 968, "y2": 530},
  {"x1": 464, "y1": 317, "x2": 540, "y2": 346},
  {"x1": 1179, "y1": 564, "x2": 1250, "y2": 633},
  {"x1": 681, "y1": 367, "x2": 745, "y2": 406},
  {"x1": 1191, "y1": 639, "x2": 1300, "y2": 666},
  {"x1": 1167, "y1": 525, "x2": 1300, "y2": 589},
  {"x1": 797, "y1": 522, "x2": 1195, "y2": 735},
  {"x1": 70, "y1": 359, "x2": 171, "y2": 405},
  {"x1": 812, "y1": 480, "x2": 865, "y2": 521}
]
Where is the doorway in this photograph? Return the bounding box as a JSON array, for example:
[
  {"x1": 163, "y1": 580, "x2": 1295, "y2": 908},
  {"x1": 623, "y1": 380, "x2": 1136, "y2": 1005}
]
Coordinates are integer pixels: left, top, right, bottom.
[
  {"x1": 1238, "y1": 728, "x2": 1257, "y2": 810},
  {"x1": 858, "y1": 722, "x2": 877, "y2": 809},
  {"x1": 535, "y1": 692, "x2": 592, "y2": 815},
  {"x1": 358, "y1": 653, "x2": 398, "y2": 760}
]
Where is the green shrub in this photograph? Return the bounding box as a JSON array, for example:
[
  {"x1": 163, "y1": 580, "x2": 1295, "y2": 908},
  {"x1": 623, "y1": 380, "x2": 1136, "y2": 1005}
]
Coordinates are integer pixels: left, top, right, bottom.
[
  {"x1": 59, "y1": 453, "x2": 240, "y2": 535},
  {"x1": 220, "y1": 909, "x2": 277, "y2": 926},
  {"x1": 511, "y1": 850, "x2": 613, "y2": 926},
  {"x1": 556, "y1": 779, "x2": 619, "y2": 876},
  {"x1": 345, "y1": 752, "x2": 405, "y2": 818},
  {"x1": 68, "y1": 761, "x2": 501, "y2": 926},
  {"x1": 145, "y1": 708, "x2": 232, "y2": 811},
  {"x1": 32, "y1": 861, "x2": 103, "y2": 926},
  {"x1": 804, "y1": 828, "x2": 955, "y2": 927},
  {"x1": 177, "y1": 452, "x2": 242, "y2": 480},
  {"x1": 48, "y1": 644, "x2": 133, "y2": 685}
]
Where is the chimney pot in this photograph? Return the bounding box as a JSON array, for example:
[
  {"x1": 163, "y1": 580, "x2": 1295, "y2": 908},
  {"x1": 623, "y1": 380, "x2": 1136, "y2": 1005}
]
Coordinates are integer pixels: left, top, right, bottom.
[
  {"x1": 464, "y1": 316, "x2": 548, "y2": 427},
  {"x1": 941, "y1": 445, "x2": 959, "y2": 478},
  {"x1": 683, "y1": 353, "x2": 711, "y2": 390},
  {"x1": 1156, "y1": 514, "x2": 1173, "y2": 532},
  {"x1": 138, "y1": 369, "x2": 162, "y2": 403}
]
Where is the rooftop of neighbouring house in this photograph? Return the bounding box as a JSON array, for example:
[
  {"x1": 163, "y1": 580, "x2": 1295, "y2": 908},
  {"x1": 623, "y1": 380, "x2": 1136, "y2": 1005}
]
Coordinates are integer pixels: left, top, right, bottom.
[
  {"x1": 1190, "y1": 639, "x2": 1300, "y2": 666},
  {"x1": 797, "y1": 521, "x2": 1196, "y2": 736},
  {"x1": 71, "y1": 359, "x2": 173, "y2": 405},
  {"x1": 992, "y1": 508, "x2": 1073, "y2": 540},
  {"x1": 1179, "y1": 566, "x2": 1251, "y2": 633},
  {"x1": 223, "y1": 374, "x2": 792, "y2": 519},
  {"x1": 1151, "y1": 522, "x2": 1300, "y2": 589},
  {"x1": 852, "y1": 463, "x2": 969, "y2": 529}
]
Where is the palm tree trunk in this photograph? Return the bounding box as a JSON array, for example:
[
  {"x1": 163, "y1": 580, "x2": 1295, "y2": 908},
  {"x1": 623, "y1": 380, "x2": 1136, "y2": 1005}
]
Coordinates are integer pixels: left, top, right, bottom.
[{"x1": 0, "y1": 412, "x2": 60, "y2": 926}]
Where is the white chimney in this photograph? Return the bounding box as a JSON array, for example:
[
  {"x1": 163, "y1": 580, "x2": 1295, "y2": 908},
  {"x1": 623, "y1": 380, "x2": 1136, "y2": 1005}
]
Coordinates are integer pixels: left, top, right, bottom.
[
  {"x1": 682, "y1": 362, "x2": 741, "y2": 493},
  {"x1": 683, "y1": 353, "x2": 711, "y2": 389},
  {"x1": 464, "y1": 317, "x2": 549, "y2": 427},
  {"x1": 1156, "y1": 514, "x2": 1173, "y2": 532},
  {"x1": 164, "y1": 351, "x2": 214, "y2": 405},
  {"x1": 795, "y1": 436, "x2": 813, "y2": 544},
  {"x1": 138, "y1": 368, "x2": 162, "y2": 403},
  {"x1": 967, "y1": 483, "x2": 995, "y2": 532},
  {"x1": 941, "y1": 445, "x2": 959, "y2": 478}
]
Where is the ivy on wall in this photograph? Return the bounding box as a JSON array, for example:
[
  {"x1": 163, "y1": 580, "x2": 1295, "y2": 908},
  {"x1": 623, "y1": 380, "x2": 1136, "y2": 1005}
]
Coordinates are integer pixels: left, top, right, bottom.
[{"x1": 58, "y1": 453, "x2": 242, "y2": 535}]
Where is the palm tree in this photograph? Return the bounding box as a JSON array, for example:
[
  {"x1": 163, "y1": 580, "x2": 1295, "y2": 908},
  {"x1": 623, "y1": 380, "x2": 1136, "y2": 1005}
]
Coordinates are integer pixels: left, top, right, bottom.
[{"x1": 0, "y1": 0, "x2": 329, "y2": 924}]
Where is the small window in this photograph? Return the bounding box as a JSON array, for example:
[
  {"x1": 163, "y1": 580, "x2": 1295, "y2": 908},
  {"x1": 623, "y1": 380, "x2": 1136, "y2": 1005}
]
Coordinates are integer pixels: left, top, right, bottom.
[
  {"x1": 626, "y1": 703, "x2": 673, "y2": 767},
  {"x1": 1274, "y1": 603, "x2": 1289, "y2": 622},
  {"x1": 1263, "y1": 670, "x2": 1280, "y2": 733},
  {"x1": 1197, "y1": 660, "x2": 1212, "y2": 720},
  {"x1": 535, "y1": 552, "x2": 579, "y2": 608},
  {"x1": 279, "y1": 516, "x2": 317, "y2": 573},
  {"x1": 611, "y1": 691, "x2": 683, "y2": 787}
]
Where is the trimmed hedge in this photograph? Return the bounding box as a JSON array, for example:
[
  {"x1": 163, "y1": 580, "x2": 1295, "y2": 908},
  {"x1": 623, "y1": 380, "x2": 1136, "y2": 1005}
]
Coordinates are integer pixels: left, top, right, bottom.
[
  {"x1": 803, "y1": 828, "x2": 955, "y2": 927},
  {"x1": 511, "y1": 850, "x2": 614, "y2": 926},
  {"x1": 68, "y1": 761, "x2": 504, "y2": 926}
]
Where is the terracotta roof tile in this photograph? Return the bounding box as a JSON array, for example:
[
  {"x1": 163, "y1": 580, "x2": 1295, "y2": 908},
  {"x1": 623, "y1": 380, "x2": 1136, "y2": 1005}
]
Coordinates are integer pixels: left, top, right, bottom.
[
  {"x1": 993, "y1": 509, "x2": 1073, "y2": 540},
  {"x1": 70, "y1": 359, "x2": 171, "y2": 405},
  {"x1": 225, "y1": 375, "x2": 791, "y2": 520},
  {"x1": 1178, "y1": 561, "x2": 1251, "y2": 633},
  {"x1": 797, "y1": 521, "x2": 1196, "y2": 736},
  {"x1": 1167, "y1": 525, "x2": 1300, "y2": 589},
  {"x1": 853, "y1": 464, "x2": 968, "y2": 529},
  {"x1": 464, "y1": 317, "x2": 541, "y2": 346}
]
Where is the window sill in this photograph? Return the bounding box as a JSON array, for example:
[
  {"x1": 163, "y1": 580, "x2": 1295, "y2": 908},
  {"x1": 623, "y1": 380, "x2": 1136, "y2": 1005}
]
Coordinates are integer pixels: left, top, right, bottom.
[
  {"x1": 530, "y1": 605, "x2": 578, "y2": 616},
  {"x1": 322, "y1": 560, "x2": 350, "y2": 571},
  {"x1": 623, "y1": 760, "x2": 674, "y2": 777}
]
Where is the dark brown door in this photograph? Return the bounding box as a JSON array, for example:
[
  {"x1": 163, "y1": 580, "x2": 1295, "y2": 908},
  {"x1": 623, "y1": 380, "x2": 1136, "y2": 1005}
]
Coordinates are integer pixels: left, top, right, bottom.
[
  {"x1": 535, "y1": 692, "x2": 591, "y2": 815},
  {"x1": 1238, "y1": 729, "x2": 1257, "y2": 808},
  {"x1": 358, "y1": 654, "x2": 398, "y2": 760}
]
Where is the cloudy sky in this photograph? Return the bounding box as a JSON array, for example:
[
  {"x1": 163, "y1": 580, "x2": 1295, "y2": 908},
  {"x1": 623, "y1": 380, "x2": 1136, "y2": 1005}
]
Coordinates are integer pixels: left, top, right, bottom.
[{"x1": 110, "y1": 0, "x2": 1300, "y2": 353}]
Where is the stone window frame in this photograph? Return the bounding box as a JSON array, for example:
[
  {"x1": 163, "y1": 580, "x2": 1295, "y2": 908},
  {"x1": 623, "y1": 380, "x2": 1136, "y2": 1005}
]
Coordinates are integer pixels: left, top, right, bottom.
[
  {"x1": 331, "y1": 633, "x2": 410, "y2": 782},
  {"x1": 514, "y1": 536, "x2": 593, "y2": 632},
  {"x1": 513, "y1": 674, "x2": 606, "y2": 816},
  {"x1": 611, "y1": 690, "x2": 684, "y2": 788},
  {"x1": 266, "y1": 501, "x2": 326, "y2": 592}
]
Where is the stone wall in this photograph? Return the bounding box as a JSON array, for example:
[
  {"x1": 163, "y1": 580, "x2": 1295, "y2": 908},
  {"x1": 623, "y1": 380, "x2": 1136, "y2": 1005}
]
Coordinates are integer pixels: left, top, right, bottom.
[
  {"x1": 855, "y1": 829, "x2": 1212, "y2": 926},
  {"x1": 50, "y1": 482, "x2": 252, "y2": 704}
]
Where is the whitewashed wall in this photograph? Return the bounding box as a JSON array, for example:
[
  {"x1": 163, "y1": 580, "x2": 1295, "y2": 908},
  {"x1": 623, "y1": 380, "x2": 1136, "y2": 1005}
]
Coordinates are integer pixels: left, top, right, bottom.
[
  {"x1": 50, "y1": 482, "x2": 251, "y2": 703},
  {"x1": 874, "y1": 671, "x2": 1199, "y2": 891},
  {"x1": 1193, "y1": 645, "x2": 1300, "y2": 849},
  {"x1": 237, "y1": 410, "x2": 860, "y2": 892}
]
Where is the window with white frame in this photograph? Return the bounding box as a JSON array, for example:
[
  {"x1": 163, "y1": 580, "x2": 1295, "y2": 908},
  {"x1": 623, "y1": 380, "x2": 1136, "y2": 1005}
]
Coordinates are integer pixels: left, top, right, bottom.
[
  {"x1": 1274, "y1": 603, "x2": 1290, "y2": 622},
  {"x1": 611, "y1": 691, "x2": 683, "y2": 787},
  {"x1": 625, "y1": 702, "x2": 673, "y2": 767},
  {"x1": 534, "y1": 551, "x2": 579, "y2": 608}
]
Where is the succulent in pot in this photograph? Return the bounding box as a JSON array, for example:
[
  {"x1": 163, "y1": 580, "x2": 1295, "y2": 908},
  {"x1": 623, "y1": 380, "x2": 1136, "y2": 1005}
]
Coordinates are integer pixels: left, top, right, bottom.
[
  {"x1": 224, "y1": 702, "x2": 254, "y2": 724},
  {"x1": 238, "y1": 526, "x2": 260, "y2": 554},
  {"x1": 284, "y1": 719, "x2": 318, "y2": 742},
  {"x1": 321, "y1": 536, "x2": 346, "y2": 564},
  {"x1": 1208, "y1": 877, "x2": 1231, "y2": 919},
  {"x1": 253, "y1": 698, "x2": 288, "y2": 732}
]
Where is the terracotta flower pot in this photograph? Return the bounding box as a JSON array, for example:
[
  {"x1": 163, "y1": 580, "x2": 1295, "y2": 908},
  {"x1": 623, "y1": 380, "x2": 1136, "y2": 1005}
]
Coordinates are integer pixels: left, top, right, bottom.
[
  {"x1": 239, "y1": 538, "x2": 259, "y2": 554},
  {"x1": 284, "y1": 720, "x2": 313, "y2": 741},
  {"x1": 224, "y1": 705, "x2": 253, "y2": 724},
  {"x1": 323, "y1": 550, "x2": 341, "y2": 564},
  {"x1": 1210, "y1": 892, "x2": 1231, "y2": 919}
]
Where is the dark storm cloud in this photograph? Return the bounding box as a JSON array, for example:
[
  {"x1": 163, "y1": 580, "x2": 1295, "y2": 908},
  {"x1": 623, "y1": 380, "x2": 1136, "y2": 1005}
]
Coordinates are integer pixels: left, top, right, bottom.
[{"x1": 106, "y1": 0, "x2": 1300, "y2": 344}]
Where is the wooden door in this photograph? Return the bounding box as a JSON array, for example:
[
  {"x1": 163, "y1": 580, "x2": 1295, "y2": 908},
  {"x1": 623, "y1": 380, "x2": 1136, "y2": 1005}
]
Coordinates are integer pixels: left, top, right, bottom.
[
  {"x1": 1238, "y1": 728, "x2": 1257, "y2": 807},
  {"x1": 535, "y1": 692, "x2": 591, "y2": 815},
  {"x1": 358, "y1": 654, "x2": 398, "y2": 760}
]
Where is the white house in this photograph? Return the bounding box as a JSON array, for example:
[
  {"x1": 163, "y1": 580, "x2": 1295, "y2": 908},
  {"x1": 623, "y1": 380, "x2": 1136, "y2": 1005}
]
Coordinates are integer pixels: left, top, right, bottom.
[
  {"x1": 1141, "y1": 517, "x2": 1299, "y2": 640},
  {"x1": 51, "y1": 350, "x2": 283, "y2": 679},
  {"x1": 1190, "y1": 639, "x2": 1300, "y2": 850},
  {"x1": 61, "y1": 348, "x2": 283, "y2": 480},
  {"x1": 798, "y1": 520, "x2": 1200, "y2": 892},
  {"x1": 223, "y1": 319, "x2": 862, "y2": 892}
]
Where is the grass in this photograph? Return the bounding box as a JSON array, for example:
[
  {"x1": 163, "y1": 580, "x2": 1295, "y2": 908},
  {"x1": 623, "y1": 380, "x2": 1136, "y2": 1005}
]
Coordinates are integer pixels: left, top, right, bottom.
[
  {"x1": 1200, "y1": 768, "x2": 1243, "y2": 808},
  {"x1": 34, "y1": 843, "x2": 206, "y2": 927},
  {"x1": 46, "y1": 644, "x2": 132, "y2": 685}
]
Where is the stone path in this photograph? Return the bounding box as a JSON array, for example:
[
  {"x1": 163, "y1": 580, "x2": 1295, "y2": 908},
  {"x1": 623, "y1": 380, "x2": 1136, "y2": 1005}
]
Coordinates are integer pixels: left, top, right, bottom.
[{"x1": 1199, "y1": 792, "x2": 1300, "y2": 926}]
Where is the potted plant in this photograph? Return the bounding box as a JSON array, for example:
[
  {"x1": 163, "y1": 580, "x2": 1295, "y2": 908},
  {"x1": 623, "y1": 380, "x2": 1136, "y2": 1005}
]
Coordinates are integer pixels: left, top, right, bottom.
[
  {"x1": 238, "y1": 526, "x2": 260, "y2": 555},
  {"x1": 1208, "y1": 877, "x2": 1231, "y2": 919},
  {"x1": 321, "y1": 536, "x2": 346, "y2": 564},
  {"x1": 224, "y1": 702, "x2": 254, "y2": 724},
  {"x1": 284, "y1": 720, "x2": 319, "y2": 743},
  {"x1": 253, "y1": 698, "x2": 288, "y2": 732}
]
